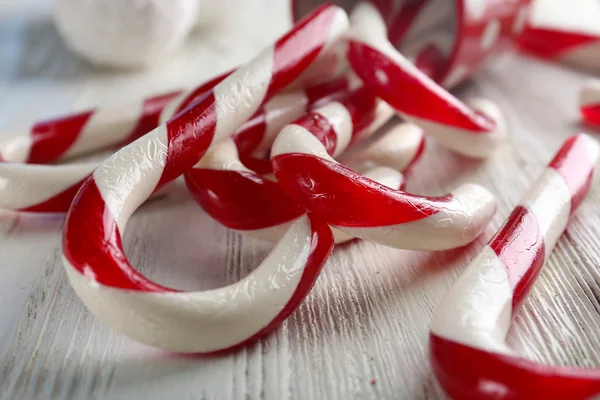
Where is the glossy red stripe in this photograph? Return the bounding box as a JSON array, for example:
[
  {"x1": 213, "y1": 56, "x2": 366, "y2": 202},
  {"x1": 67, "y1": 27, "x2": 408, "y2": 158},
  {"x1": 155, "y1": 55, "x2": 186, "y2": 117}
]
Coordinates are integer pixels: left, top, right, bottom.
[
  {"x1": 18, "y1": 178, "x2": 87, "y2": 213},
  {"x1": 347, "y1": 41, "x2": 494, "y2": 132},
  {"x1": 272, "y1": 153, "x2": 446, "y2": 227},
  {"x1": 233, "y1": 114, "x2": 267, "y2": 155},
  {"x1": 160, "y1": 93, "x2": 218, "y2": 188},
  {"x1": 233, "y1": 77, "x2": 351, "y2": 156},
  {"x1": 519, "y1": 27, "x2": 598, "y2": 59},
  {"x1": 387, "y1": 0, "x2": 428, "y2": 46},
  {"x1": 548, "y1": 135, "x2": 597, "y2": 211},
  {"x1": 339, "y1": 87, "x2": 378, "y2": 136},
  {"x1": 63, "y1": 178, "x2": 172, "y2": 292},
  {"x1": 294, "y1": 114, "x2": 337, "y2": 155},
  {"x1": 413, "y1": 44, "x2": 446, "y2": 81},
  {"x1": 430, "y1": 334, "x2": 600, "y2": 400},
  {"x1": 370, "y1": 0, "x2": 395, "y2": 24},
  {"x1": 124, "y1": 91, "x2": 182, "y2": 144},
  {"x1": 582, "y1": 104, "x2": 600, "y2": 127},
  {"x1": 184, "y1": 168, "x2": 303, "y2": 230},
  {"x1": 238, "y1": 153, "x2": 273, "y2": 175},
  {"x1": 489, "y1": 206, "x2": 545, "y2": 309},
  {"x1": 305, "y1": 75, "x2": 350, "y2": 105},
  {"x1": 218, "y1": 214, "x2": 334, "y2": 354},
  {"x1": 27, "y1": 111, "x2": 93, "y2": 163},
  {"x1": 266, "y1": 4, "x2": 337, "y2": 99},
  {"x1": 171, "y1": 70, "x2": 234, "y2": 117}
]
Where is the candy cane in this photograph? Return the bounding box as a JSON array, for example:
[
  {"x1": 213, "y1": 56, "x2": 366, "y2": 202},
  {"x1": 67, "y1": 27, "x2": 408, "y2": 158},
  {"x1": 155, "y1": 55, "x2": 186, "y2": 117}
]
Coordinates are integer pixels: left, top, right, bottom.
[
  {"x1": 0, "y1": 69, "x2": 235, "y2": 164},
  {"x1": 270, "y1": 100, "x2": 496, "y2": 252},
  {"x1": 517, "y1": 0, "x2": 600, "y2": 74},
  {"x1": 0, "y1": 73, "x2": 354, "y2": 213},
  {"x1": 184, "y1": 87, "x2": 408, "y2": 244},
  {"x1": 579, "y1": 80, "x2": 600, "y2": 128},
  {"x1": 61, "y1": 4, "x2": 348, "y2": 353},
  {"x1": 347, "y1": 2, "x2": 506, "y2": 159},
  {"x1": 430, "y1": 134, "x2": 600, "y2": 399},
  {"x1": 340, "y1": 120, "x2": 425, "y2": 174},
  {"x1": 519, "y1": 27, "x2": 600, "y2": 73}
]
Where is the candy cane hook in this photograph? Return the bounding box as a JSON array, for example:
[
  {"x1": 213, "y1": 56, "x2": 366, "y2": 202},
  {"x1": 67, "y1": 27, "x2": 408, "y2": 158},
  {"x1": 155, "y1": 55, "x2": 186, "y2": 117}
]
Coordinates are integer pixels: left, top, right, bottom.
[
  {"x1": 271, "y1": 99, "x2": 496, "y2": 252},
  {"x1": 347, "y1": 2, "x2": 506, "y2": 159},
  {"x1": 61, "y1": 4, "x2": 348, "y2": 353},
  {"x1": 430, "y1": 134, "x2": 600, "y2": 400},
  {"x1": 579, "y1": 80, "x2": 600, "y2": 128},
  {"x1": 184, "y1": 87, "x2": 409, "y2": 244}
]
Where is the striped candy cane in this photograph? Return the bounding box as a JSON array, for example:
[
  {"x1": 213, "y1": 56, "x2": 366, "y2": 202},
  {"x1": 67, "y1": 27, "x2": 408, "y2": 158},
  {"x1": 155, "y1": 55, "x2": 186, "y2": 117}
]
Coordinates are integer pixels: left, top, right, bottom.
[
  {"x1": 0, "y1": 91, "x2": 182, "y2": 164},
  {"x1": 271, "y1": 98, "x2": 496, "y2": 252},
  {"x1": 0, "y1": 71, "x2": 227, "y2": 212},
  {"x1": 184, "y1": 87, "x2": 410, "y2": 244},
  {"x1": 61, "y1": 4, "x2": 348, "y2": 353},
  {"x1": 519, "y1": 27, "x2": 600, "y2": 73},
  {"x1": 0, "y1": 69, "x2": 234, "y2": 165},
  {"x1": 518, "y1": 0, "x2": 600, "y2": 74},
  {"x1": 430, "y1": 134, "x2": 600, "y2": 400},
  {"x1": 0, "y1": 73, "x2": 353, "y2": 213},
  {"x1": 347, "y1": 2, "x2": 506, "y2": 159},
  {"x1": 579, "y1": 80, "x2": 600, "y2": 128},
  {"x1": 340, "y1": 120, "x2": 425, "y2": 174}
]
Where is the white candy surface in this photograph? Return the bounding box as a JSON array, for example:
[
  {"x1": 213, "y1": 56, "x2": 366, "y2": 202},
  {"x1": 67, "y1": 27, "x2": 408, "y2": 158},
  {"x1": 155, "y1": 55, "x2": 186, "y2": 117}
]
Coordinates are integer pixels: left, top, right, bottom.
[{"x1": 53, "y1": 0, "x2": 199, "y2": 68}]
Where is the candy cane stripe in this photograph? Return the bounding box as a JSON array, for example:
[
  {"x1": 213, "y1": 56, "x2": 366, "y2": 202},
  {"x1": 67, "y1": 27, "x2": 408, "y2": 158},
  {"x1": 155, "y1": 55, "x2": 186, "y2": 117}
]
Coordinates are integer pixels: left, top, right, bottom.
[
  {"x1": 185, "y1": 87, "x2": 406, "y2": 244},
  {"x1": 62, "y1": 5, "x2": 347, "y2": 353},
  {"x1": 0, "y1": 162, "x2": 96, "y2": 211},
  {"x1": 430, "y1": 133, "x2": 600, "y2": 399},
  {"x1": 28, "y1": 111, "x2": 94, "y2": 163},
  {"x1": 347, "y1": 2, "x2": 505, "y2": 158},
  {"x1": 271, "y1": 94, "x2": 496, "y2": 251},
  {"x1": 519, "y1": 27, "x2": 600, "y2": 73}
]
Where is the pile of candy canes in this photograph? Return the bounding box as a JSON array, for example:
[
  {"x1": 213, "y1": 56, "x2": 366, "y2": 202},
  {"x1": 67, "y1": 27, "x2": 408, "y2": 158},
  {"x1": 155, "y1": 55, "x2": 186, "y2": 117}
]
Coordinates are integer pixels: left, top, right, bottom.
[{"x1": 2, "y1": 2, "x2": 600, "y2": 399}]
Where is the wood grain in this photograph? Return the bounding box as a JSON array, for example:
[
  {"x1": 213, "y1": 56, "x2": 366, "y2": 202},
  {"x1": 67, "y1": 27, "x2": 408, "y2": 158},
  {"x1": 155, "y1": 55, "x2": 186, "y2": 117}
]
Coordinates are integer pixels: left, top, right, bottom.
[{"x1": 1, "y1": 1, "x2": 599, "y2": 399}]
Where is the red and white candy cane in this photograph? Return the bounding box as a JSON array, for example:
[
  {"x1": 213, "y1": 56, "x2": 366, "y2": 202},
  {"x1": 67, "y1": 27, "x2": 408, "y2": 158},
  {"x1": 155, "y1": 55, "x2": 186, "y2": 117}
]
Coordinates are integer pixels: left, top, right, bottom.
[
  {"x1": 61, "y1": 5, "x2": 348, "y2": 353},
  {"x1": 270, "y1": 96, "x2": 496, "y2": 251},
  {"x1": 293, "y1": 0, "x2": 532, "y2": 89},
  {"x1": 579, "y1": 80, "x2": 600, "y2": 128},
  {"x1": 340, "y1": 120, "x2": 425, "y2": 173},
  {"x1": 0, "y1": 71, "x2": 228, "y2": 212},
  {"x1": 347, "y1": 2, "x2": 506, "y2": 159},
  {"x1": 519, "y1": 27, "x2": 600, "y2": 73},
  {"x1": 0, "y1": 73, "x2": 353, "y2": 213},
  {"x1": 518, "y1": 0, "x2": 600, "y2": 73},
  {"x1": 0, "y1": 68, "x2": 235, "y2": 165},
  {"x1": 430, "y1": 134, "x2": 600, "y2": 400},
  {"x1": 184, "y1": 87, "x2": 410, "y2": 244}
]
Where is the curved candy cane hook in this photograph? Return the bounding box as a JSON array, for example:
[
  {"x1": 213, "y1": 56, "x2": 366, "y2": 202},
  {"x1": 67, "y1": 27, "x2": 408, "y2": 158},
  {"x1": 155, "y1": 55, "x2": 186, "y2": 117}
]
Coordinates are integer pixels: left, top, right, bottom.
[
  {"x1": 271, "y1": 98, "x2": 496, "y2": 252},
  {"x1": 430, "y1": 134, "x2": 600, "y2": 400},
  {"x1": 579, "y1": 80, "x2": 600, "y2": 128},
  {"x1": 184, "y1": 87, "x2": 410, "y2": 244},
  {"x1": 347, "y1": 2, "x2": 506, "y2": 159},
  {"x1": 61, "y1": 4, "x2": 348, "y2": 353}
]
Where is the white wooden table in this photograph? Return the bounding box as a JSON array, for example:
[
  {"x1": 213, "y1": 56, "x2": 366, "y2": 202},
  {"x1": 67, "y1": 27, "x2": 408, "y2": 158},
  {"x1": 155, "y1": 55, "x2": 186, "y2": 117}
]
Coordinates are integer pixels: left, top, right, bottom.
[{"x1": 1, "y1": 1, "x2": 600, "y2": 399}]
